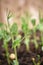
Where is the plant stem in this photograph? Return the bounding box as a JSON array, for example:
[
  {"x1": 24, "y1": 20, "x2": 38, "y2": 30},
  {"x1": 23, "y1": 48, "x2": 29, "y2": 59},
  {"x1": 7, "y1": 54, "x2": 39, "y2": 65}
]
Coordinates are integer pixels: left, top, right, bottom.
[
  {"x1": 25, "y1": 34, "x2": 30, "y2": 51},
  {"x1": 6, "y1": 50, "x2": 10, "y2": 65},
  {"x1": 4, "y1": 40, "x2": 10, "y2": 65},
  {"x1": 14, "y1": 47, "x2": 19, "y2": 65},
  {"x1": 33, "y1": 28, "x2": 38, "y2": 49}
]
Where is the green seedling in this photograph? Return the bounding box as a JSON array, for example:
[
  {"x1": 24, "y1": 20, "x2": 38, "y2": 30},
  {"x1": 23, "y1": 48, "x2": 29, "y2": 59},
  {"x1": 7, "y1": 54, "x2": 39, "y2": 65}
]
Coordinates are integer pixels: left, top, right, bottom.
[
  {"x1": 37, "y1": 12, "x2": 43, "y2": 51},
  {"x1": 7, "y1": 11, "x2": 21, "y2": 65},
  {"x1": 0, "y1": 11, "x2": 19, "y2": 65},
  {"x1": 0, "y1": 22, "x2": 11, "y2": 65},
  {"x1": 12, "y1": 37, "x2": 21, "y2": 65},
  {"x1": 31, "y1": 19, "x2": 39, "y2": 49},
  {"x1": 10, "y1": 19, "x2": 22, "y2": 65},
  {"x1": 3, "y1": 33, "x2": 11, "y2": 65},
  {"x1": 21, "y1": 12, "x2": 30, "y2": 51},
  {"x1": 11, "y1": 22, "x2": 21, "y2": 65}
]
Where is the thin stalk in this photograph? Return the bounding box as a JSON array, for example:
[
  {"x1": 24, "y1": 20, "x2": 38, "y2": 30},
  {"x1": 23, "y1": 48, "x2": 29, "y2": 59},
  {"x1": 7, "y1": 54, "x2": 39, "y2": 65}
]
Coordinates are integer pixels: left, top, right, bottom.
[
  {"x1": 33, "y1": 27, "x2": 38, "y2": 49},
  {"x1": 14, "y1": 47, "x2": 19, "y2": 65},
  {"x1": 6, "y1": 49, "x2": 10, "y2": 65},
  {"x1": 4, "y1": 40, "x2": 10, "y2": 65},
  {"x1": 25, "y1": 34, "x2": 30, "y2": 51}
]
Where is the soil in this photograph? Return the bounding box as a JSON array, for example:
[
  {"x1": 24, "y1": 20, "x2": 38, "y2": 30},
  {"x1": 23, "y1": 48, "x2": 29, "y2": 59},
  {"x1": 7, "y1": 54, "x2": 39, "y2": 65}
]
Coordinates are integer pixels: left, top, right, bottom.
[{"x1": 0, "y1": 30, "x2": 43, "y2": 65}]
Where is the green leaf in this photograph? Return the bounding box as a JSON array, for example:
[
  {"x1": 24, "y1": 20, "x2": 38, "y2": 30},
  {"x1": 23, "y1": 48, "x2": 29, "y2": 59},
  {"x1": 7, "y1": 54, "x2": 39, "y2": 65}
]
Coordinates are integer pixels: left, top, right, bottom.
[
  {"x1": 37, "y1": 23, "x2": 43, "y2": 32},
  {"x1": 31, "y1": 19, "x2": 36, "y2": 26},
  {"x1": 40, "y1": 18, "x2": 43, "y2": 23},
  {"x1": 21, "y1": 17, "x2": 29, "y2": 34},
  {"x1": 1, "y1": 29, "x2": 11, "y2": 42},
  {"x1": 10, "y1": 23, "x2": 18, "y2": 36},
  {"x1": 22, "y1": 23, "x2": 29, "y2": 35},
  {"x1": 12, "y1": 37, "x2": 21, "y2": 48},
  {"x1": 5, "y1": 34, "x2": 11, "y2": 42}
]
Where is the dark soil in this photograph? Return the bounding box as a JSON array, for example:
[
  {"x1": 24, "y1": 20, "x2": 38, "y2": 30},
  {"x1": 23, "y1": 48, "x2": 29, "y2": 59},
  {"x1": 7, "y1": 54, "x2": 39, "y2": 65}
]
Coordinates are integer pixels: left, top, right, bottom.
[{"x1": 0, "y1": 30, "x2": 43, "y2": 65}]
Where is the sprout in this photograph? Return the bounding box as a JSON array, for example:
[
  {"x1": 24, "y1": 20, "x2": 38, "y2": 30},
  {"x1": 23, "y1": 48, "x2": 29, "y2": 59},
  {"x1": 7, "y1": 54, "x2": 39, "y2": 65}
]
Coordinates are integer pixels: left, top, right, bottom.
[
  {"x1": 21, "y1": 12, "x2": 30, "y2": 51},
  {"x1": 0, "y1": 23, "x2": 11, "y2": 65},
  {"x1": 36, "y1": 11, "x2": 43, "y2": 51},
  {"x1": 7, "y1": 11, "x2": 19, "y2": 65},
  {"x1": 31, "y1": 19, "x2": 36, "y2": 26},
  {"x1": 31, "y1": 19, "x2": 39, "y2": 49}
]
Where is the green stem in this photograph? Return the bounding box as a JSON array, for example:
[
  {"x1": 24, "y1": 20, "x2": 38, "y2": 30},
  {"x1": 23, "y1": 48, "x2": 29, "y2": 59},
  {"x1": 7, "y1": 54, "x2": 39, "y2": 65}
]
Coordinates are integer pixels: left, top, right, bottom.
[
  {"x1": 6, "y1": 50, "x2": 10, "y2": 65},
  {"x1": 33, "y1": 28, "x2": 38, "y2": 49},
  {"x1": 25, "y1": 34, "x2": 30, "y2": 51},
  {"x1": 14, "y1": 47, "x2": 19, "y2": 65},
  {"x1": 4, "y1": 40, "x2": 10, "y2": 65}
]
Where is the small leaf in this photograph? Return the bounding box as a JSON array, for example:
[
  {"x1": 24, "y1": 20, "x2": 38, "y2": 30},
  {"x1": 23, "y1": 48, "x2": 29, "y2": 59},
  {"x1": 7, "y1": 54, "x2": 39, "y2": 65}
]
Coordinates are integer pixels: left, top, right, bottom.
[
  {"x1": 37, "y1": 23, "x2": 43, "y2": 32},
  {"x1": 1, "y1": 29, "x2": 11, "y2": 42},
  {"x1": 40, "y1": 18, "x2": 43, "y2": 23},
  {"x1": 5, "y1": 34, "x2": 11, "y2": 42},
  {"x1": 21, "y1": 17, "x2": 29, "y2": 35},
  {"x1": 10, "y1": 23, "x2": 18, "y2": 36},
  {"x1": 31, "y1": 19, "x2": 36, "y2": 26},
  {"x1": 12, "y1": 37, "x2": 21, "y2": 49}
]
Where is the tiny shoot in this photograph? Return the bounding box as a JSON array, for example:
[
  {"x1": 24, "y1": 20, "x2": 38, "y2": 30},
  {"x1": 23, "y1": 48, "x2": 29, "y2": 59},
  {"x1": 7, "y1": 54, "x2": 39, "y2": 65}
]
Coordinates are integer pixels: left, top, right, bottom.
[{"x1": 21, "y1": 12, "x2": 30, "y2": 51}]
